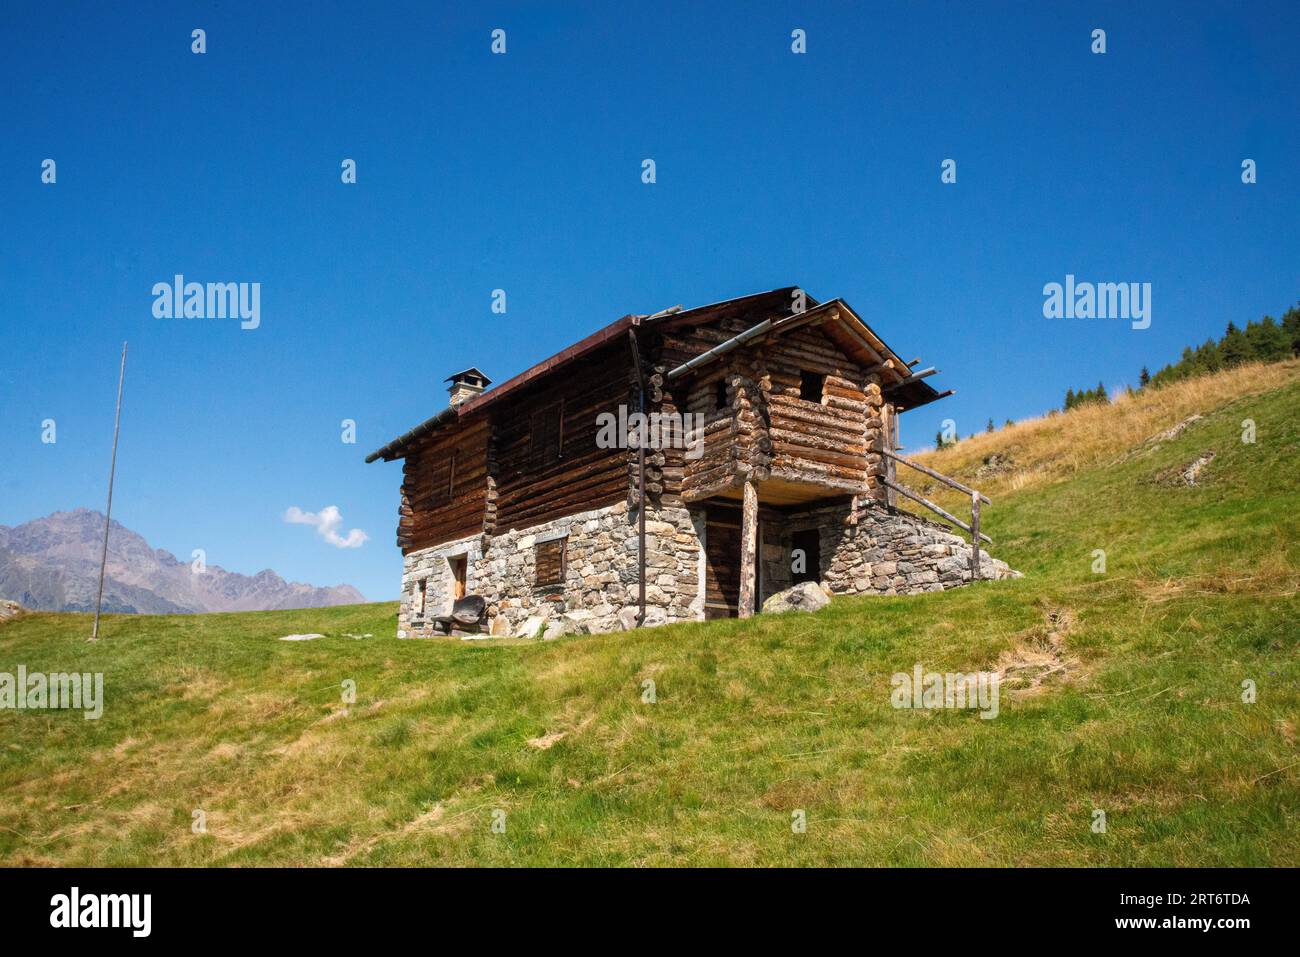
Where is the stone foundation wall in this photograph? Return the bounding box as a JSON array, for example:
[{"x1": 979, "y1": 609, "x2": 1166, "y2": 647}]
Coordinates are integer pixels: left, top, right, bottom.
[
  {"x1": 759, "y1": 500, "x2": 1016, "y2": 601},
  {"x1": 399, "y1": 501, "x2": 703, "y2": 638},
  {"x1": 399, "y1": 497, "x2": 1016, "y2": 638}
]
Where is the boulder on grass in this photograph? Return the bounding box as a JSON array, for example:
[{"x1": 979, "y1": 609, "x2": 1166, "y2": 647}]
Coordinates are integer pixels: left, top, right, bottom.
[
  {"x1": 559, "y1": 611, "x2": 594, "y2": 636},
  {"x1": 517, "y1": 614, "x2": 549, "y2": 639},
  {"x1": 761, "y1": 582, "x2": 831, "y2": 614},
  {"x1": 0, "y1": 599, "x2": 24, "y2": 622},
  {"x1": 617, "y1": 606, "x2": 668, "y2": 631}
]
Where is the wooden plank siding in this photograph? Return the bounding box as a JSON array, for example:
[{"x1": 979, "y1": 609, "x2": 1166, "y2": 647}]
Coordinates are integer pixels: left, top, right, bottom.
[
  {"x1": 398, "y1": 344, "x2": 632, "y2": 554},
  {"x1": 492, "y1": 341, "x2": 631, "y2": 533},
  {"x1": 399, "y1": 416, "x2": 490, "y2": 551},
  {"x1": 703, "y1": 505, "x2": 742, "y2": 619}
]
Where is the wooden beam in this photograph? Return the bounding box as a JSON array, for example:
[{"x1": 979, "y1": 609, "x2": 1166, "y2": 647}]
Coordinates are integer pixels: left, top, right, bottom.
[
  {"x1": 738, "y1": 479, "x2": 758, "y2": 618},
  {"x1": 897, "y1": 366, "x2": 938, "y2": 383},
  {"x1": 879, "y1": 449, "x2": 991, "y2": 504},
  {"x1": 970, "y1": 492, "x2": 982, "y2": 580},
  {"x1": 882, "y1": 478, "x2": 993, "y2": 545}
]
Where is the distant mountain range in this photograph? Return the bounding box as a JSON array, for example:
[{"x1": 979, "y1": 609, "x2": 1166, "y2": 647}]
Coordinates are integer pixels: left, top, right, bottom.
[{"x1": 0, "y1": 509, "x2": 366, "y2": 614}]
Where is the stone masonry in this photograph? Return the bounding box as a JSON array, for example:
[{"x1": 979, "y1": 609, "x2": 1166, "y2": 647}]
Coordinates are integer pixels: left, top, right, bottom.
[
  {"x1": 759, "y1": 499, "x2": 1017, "y2": 601},
  {"x1": 399, "y1": 497, "x2": 1016, "y2": 638},
  {"x1": 399, "y1": 501, "x2": 703, "y2": 638}
]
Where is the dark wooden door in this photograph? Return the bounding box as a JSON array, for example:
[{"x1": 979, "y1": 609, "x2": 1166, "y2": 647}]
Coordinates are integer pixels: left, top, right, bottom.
[
  {"x1": 449, "y1": 555, "x2": 467, "y2": 600},
  {"x1": 704, "y1": 506, "x2": 741, "y2": 619}
]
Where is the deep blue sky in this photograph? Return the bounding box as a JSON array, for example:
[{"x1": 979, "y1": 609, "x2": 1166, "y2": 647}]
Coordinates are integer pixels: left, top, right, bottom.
[{"x1": 2, "y1": 1, "x2": 1297, "y2": 601}]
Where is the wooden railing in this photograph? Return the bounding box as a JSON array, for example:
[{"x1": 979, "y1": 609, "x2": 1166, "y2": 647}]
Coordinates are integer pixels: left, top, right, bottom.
[{"x1": 879, "y1": 449, "x2": 992, "y2": 580}]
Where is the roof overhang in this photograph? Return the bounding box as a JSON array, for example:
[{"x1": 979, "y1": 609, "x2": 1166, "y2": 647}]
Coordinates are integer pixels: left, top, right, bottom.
[
  {"x1": 664, "y1": 297, "x2": 948, "y2": 412},
  {"x1": 365, "y1": 286, "x2": 948, "y2": 463},
  {"x1": 364, "y1": 404, "x2": 459, "y2": 463},
  {"x1": 365, "y1": 287, "x2": 804, "y2": 464},
  {"x1": 365, "y1": 313, "x2": 641, "y2": 463}
]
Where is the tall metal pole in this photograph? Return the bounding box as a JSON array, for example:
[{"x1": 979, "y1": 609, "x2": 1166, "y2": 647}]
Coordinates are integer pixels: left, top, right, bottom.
[{"x1": 90, "y1": 342, "x2": 127, "y2": 641}]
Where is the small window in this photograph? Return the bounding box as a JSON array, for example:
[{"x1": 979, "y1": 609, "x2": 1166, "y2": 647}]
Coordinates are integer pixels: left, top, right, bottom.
[
  {"x1": 714, "y1": 378, "x2": 728, "y2": 411},
  {"x1": 535, "y1": 538, "x2": 566, "y2": 587},
  {"x1": 413, "y1": 579, "x2": 427, "y2": 617},
  {"x1": 799, "y1": 370, "x2": 825, "y2": 404}
]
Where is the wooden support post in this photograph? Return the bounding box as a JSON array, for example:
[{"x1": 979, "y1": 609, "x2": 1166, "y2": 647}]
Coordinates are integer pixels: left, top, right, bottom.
[
  {"x1": 969, "y1": 491, "x2": 981, "y2": 581},
  {"x1": 738, "y1": 478, "x2": 758, "y2": 618}
]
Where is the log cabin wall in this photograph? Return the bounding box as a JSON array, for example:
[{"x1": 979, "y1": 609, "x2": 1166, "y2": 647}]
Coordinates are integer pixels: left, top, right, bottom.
[
  {"x1": 679, "y1": 361, "x2": 744, "y2": 501},
  {"x1": 764, "y1": 324, "x2": 873, "y2": 494},
  {"x1": 650, "y1": 314, "x2": 894, "y2": 506},
  {"x1": 653, "y1": 313, "x2": 772, "y2": 504},
  {"x1": 491, "y1": 341, "x2": 631, "y2": 534},
  {"x1": 399, "y1": 343, "x2": 633, "y2": 555},
  {"x1": 639, "y1": 333, "x2": 688, "y2": 511},
  {"x1": 399, "y1": 416, "x2": 490, "y2": 552},
  {"x1": 649, "y1": 308, "x2": 786, "y2": 503},
  {"x1": 654, "y1": 310, "x2": 782, "y2": 371},
  {"x1": 863, "y1": 379, "x2": 889, "y2": 503}
]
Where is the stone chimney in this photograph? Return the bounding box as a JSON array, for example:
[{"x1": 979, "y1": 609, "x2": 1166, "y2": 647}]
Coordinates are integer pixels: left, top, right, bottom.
[{"x1": 446, "y1": 368, "x2": 491, "y2": 407}]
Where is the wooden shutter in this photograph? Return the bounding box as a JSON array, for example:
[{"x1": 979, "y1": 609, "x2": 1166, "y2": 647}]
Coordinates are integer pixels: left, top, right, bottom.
[
  {"x1": 535, "y1": 538, "x2": 566, "y2": 586},
  {"x1": 530, "y1": 402, "x2": 562, "y2": 469}
]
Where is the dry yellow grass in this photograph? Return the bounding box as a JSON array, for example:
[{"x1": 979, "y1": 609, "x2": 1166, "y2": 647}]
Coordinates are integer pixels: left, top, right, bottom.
[{"x1": 912, "y1": 359, "x2": 1300, "y2": 497}]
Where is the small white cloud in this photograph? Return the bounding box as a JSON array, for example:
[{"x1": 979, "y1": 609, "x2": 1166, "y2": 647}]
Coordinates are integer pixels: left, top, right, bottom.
[{"x1": 284, "y1": 505, "x2": 368, "y2": 549}]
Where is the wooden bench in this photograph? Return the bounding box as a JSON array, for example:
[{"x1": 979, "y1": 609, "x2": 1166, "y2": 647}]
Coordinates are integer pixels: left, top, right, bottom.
[{"x1": 429, "y1": 595, "x2": 487, "y2": 636}]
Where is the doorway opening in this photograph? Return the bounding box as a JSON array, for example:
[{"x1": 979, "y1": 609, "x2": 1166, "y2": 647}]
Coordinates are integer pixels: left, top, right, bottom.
[
  {"x1": 791, "y1": 528, "x2": 821, "y2": 585},
  {"x1": 447, "y1": 555, "x2": 467, "y2": 602}
]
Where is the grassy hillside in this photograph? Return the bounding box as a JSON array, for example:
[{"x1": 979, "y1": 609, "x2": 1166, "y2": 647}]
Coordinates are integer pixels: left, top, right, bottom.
[{"x1": 2, "y1": 360, "x2": 1298, "y2": 866}]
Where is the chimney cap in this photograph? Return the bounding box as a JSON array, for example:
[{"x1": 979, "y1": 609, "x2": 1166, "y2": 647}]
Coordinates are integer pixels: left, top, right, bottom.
[{"x1": 445, "y1": 367, "x2": 491, "y2": 387}]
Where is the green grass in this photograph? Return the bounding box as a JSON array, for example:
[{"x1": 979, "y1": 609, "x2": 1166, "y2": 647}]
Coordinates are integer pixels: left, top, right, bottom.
[{"x1": 1, "y1": 370, "x2": 1298, "y2": 866}]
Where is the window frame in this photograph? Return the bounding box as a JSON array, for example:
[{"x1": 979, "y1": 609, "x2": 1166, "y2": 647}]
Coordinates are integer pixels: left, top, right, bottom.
[
  {"x1": 714, "y1": 377, "x2": 728, "y2": 411},
  {"x1": 413, "y1": 578, "x2": 427, "y2": 618},
  {"x1": 534, "y1": 537, "x2": 567, "y2": 587},
  {"x1": 799, "y1": 370, "x2": 825, "y2": 404}
]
